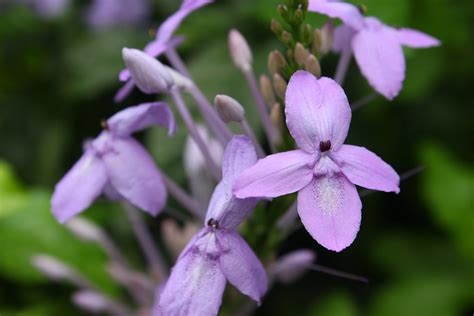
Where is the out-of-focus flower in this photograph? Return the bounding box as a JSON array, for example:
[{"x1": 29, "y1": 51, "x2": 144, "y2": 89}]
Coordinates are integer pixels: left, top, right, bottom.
[
  {"x1": 309, "y1": 0, "x2": 441, "y2": 99},
  {"x1": 116, "y1": 0, "x2": 213, "y2": 102},
  {"x1": 51, "y1": 103, "x2": 175, "y2": 223},
  {"x1": 29, "y1": 0, "x2": 69, "y2": 18},
  {"x1": 85, "y1": 0, "x2": 150, "y2": 29},
  {"x1": 234, "y1": 71, "x2": 400, "y2": 252},
  {"x1": 158, "y1": 136, "x2": 267, "y2": 316},
  {"x1": 271, "y1": 250, "x2": 315, "y2": 284}
]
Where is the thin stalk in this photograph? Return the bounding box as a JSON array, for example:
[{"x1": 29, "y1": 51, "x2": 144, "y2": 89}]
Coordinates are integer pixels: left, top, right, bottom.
[
  {"x1": 351, "y1": 93, "x2": 377, "y2": 111},
  {"x1": 165, "y1": 50, "x2": 233, "y2": 145},
  {"x1": 239, "y1": 119, "x2": 265, "y2": 158},
  {"x1": 162, "y1": 173, "x2": 205, "y2": 220},
  {"x1": 170, "y1": 88, "x2": 222, "y2": 180},
  {"x1": 244, "y1": 69, "x2": 278, "y2": 151},
  {"x1": 123, "y1": 202, "x2": 168, "y2": 280},
  {"x1": 334, "y1": 45, "x2": 352, "y2": 85},
  {"x1": 308, "y1": 264, "x2": 369, "y2": 283}
]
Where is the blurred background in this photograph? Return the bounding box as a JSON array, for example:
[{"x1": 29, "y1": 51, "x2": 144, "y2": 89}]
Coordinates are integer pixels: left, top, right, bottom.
[{"x1": 0, "y1": 0, "x2": 473, "y2": 315}]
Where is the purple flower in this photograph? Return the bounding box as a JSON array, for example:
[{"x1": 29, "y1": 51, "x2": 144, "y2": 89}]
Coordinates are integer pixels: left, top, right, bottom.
[
  {"x1": 86, "y1": 0, "x2": 150, "y2": 29},
  {"x1": 51, "y1": 102, "x2": 175, "y2": 223},
  {"x1": 158, "y1": 136, "x2": 267, "y2": 316},
  {"x1": 309, "y1": 0, "x2": 441, "y2": 99},
  {"x1": 115, "y1": 0, "x2": 213, "y2": 102},
  {"x1": 30, "y1": 0, "x2": 69, "y2": 18},
  {"x1": 234, "y1": 71, "x2": 400, "y2": 252}
]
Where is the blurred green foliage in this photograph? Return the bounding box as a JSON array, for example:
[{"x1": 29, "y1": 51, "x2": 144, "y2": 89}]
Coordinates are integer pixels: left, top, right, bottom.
[{"x1": 1, "y1": 0, "x2": 473, "y2": 315}]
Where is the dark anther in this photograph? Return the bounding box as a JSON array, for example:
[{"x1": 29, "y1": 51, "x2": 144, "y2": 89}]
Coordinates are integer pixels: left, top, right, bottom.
[
  {"x1": 358, "y1": 4, "x2": 367, "y2": 15},
  {"x1": 207, "y1": 218, "x2": 219, "y2": 229},
  {"x1": 100, "y1": 119, "x2": 109, "y2": 130},
  {"x1": 319, "y1": 140, "x2": 331, "y2": 152}
]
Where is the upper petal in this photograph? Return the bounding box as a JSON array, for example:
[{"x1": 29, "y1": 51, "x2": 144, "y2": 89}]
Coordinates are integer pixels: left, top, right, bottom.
[
  {"x1": 159, "y1": 242, "x2": 226, "y2": 316},
  {"x1": 102, "y1": 137, "x2": 166, "y2": 216},
  {"x1": 332, "y1": 145, "x2": 400, "y2": 193},
  {"x1": 286, "y1": 72, "x2": 352, "y2": 152},
  {"x1": 107, "y1": 102, "x2": 176, "y2": 137},
  {"x1": 218, "y1": 231, "x2": 267, "y2": 304},
  {"x1": 297, "y1": 175, "x2": 361, "y2": 252},
  {"x1": 396, "y1": 28, "x2": 441, "y2": 48},
  {"x1": 233, "y1": 150, "x2": 314, "y2": 199},
  {"x1": 333, "y1": 24, "x2": 354, "y2": 53},
  {"x1": 308, "y1": 0, "x2": 364, "y2": 30},
  {"x1": 51, "y1": 150, "x2": 107, "y2": 223},
  {"x1": 352, "y1": 26, "x2": 406, "y2": 100},
  {"x1": 222, "y1": 135, "x2": 258, "y2": 188}
]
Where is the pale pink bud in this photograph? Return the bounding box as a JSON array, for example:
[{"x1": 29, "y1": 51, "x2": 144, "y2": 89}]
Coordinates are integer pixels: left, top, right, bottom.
[{"x1": 228, "y1": 29, "x2": 253, "y2": 72}]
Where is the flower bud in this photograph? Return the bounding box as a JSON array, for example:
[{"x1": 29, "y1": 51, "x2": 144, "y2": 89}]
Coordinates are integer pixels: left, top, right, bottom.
[
  {"x1": 320, "y1": 22, "x2": 334, "y2": 56},
  {"x1": 312, "y1": 29, "x2": 323, "y2": 54},
  {"x1": 164, "y1": 65, "x2": 193, "y2": 90},
  {"x1": 214, "y1": 94, "x2": 245, "y2": 123},
  {"x1": 281, "y1": 31, "x2": 294, "y2": 46},
  {"x1": 122, "y1": 47, "x2": 173, "y2": 94},
  {"x1": 294, "y1": 42, "x2": 309, "y2": 66},
  {"x1": 268, "y1": 50, "x2": 287, "y2": 76},
  {"x1": 66, "y1": 218, "x2": 104, "y2": 243},
  {"x1": 32, "y1": 254, "x2": 75, "y2": 281},
  {"x1": 273, "y1": 73, "x2": 287, "y2": 99},
  {"x1": 270, "y1": 102, "x2": 282, "y2": 131},
  {"x1": 272, "y1": 250, "x2": 315, "y2": 284},
  {"x1": 228, "y1": 29, "x2": 253, "y2": 72},
  {"x1": 304, "y1": 54, "x2": 321, "y2": 78},
  {"x1": 72, "y1": 291, "x2": 109, "y2": 313},
  {"x1": 259, "y1": 74, "x2": 275, "y2": 106},
  {"x1": 270, "y1": 19, "x2": 283, "y2": 35}
]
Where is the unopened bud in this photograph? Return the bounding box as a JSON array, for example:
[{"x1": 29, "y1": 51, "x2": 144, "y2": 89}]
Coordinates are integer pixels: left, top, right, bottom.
[
  {"x1": 358, "y1": 4, "x2": 368, "y2": 15},
  {"x1": 294, "y1": 8, "x2": 304, "y2": 24},
  {"x1": 270, "y1": 102, "x2": 282, "y2": 130},
  {"x1": 304, "y1": 54, "x2": 321, "y2": 78},
  {"x1": 164, "y1": 66, "x2": 193, "y2": 90},
  {"x1": 122, "y1": 47, "x2": 173, "y2": 94},
  {"x1": 277, "y1": 4, "x2": 289, "y2": 21},
  {"x1": 32, "y1": 254, "x2": 75, "y2": 281},
  {"x1": 281, "y1": 31, "x2": 293, "y2": 46},
  {"x1": 268, "y1": 50, "x2": 287, "y2": 76},
  {"x1": 273, "y1": 73, "x2": 287, "y2": 99},
  {"x1": 259, "y1": 75, "x2": 275, "y2": 106},
  {"x1": 72, "y1": 291, "x2": 109, "y2": 313},
  {"x1": 228, "y1": 29, "x2": 253, "y2": 72},
  {"x1": 272, "y1": 250, "x2": 315, "y2": 284},
  {"x1": 66, "y1": 218, "x2": 104, "y2": 243},
  {"x1": 214, "y1": 95, "x2": 245, "y2": 123},
  {"x1": 271, "y1": 19, "x2": 283, "y2": 35},
  {"x1": 294, "y1": 42, "x2": 309, "y2": 66},
  {"x1": 312, "y1": 29, "x2": 323, "y2": 54},
  {"x1": 320, "y1": 22, "x2": 334, "y2": 55},
  {"x1": 302, "y1": 24, "x2": 313, "y2": 44}
]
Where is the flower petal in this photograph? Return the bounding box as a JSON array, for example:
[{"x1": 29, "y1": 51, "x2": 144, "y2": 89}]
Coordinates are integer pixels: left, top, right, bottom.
[
  {"x1": 218, "y1": 231, "x2": 267, "y2": 304},
  {"x1": 297, "y1": 175, "x2": 361, "y2": 252},
  {"x1": 308, "y1": 0, "x2": 364, "y2": 30},
  {"x1": 286, "y1": 72, "x2": 351, "y2": 152},
  {"x1": 222, "y1": 135, "x2": 258, "y2": 187},
  {"x1": 332, "y1": 145, "x2": 400, "y2": 193},
  {"x1": 114, "y1": 79, "x2": 136, "y2": 103},
  {"x1": 352, "y1": 26, "x2": 405, "y2": 100},
  {"x1": 102, "y1": 137, "x2": 166, "y2": 216},
  {"x1": 233, "y1": 150, "x2": 314, "y2": 199},
  {"x1": 333, "y1": 24, "x2": 354, "y2": 53},
  {"x1": 159, "y1": 241, "x2": 226, "y2": 316},
  {"x1": 107, "y1": 102, "x2": 175, "y2": 137},
  {"x1": 396, "y1": 28, "x2": 441, "y2": 48},
  {"x1": 51, "y1": 151, "x2": 107, "y2": 223}
]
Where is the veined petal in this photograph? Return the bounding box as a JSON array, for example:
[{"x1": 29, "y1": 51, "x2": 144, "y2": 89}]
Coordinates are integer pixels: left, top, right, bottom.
[
  {"x1": 352, "y1": 25, "x2": 405, "y2": 100},
  {"x1": 297, "y1": 175, "x2": 361, "y2": 252},
  {"x1": 218, "y1": 231, "x2": 267, "y2": 304},
  {"x1": 52, "y1": 151, "x2": 107, "y2": 223},
  {"x1": 308, "y1": 0, "x2": 364, "y2": 30},
  {"x1": 222, "y1": 136, "x2": 258, "y2": 187},
  {"x1": 102, "y1": 137, "x2": 166, "y2": 216},
  {"x1": 286, "y1": 72, "x2": 351, "y2": 152},
  {"x1": 159, "y1": 244, "x2": 226, "y2": 316},
  {"x1": 396, "y1": 28, "x2": 441, "y2": 48},
  {"x1": 107, "y1": 102, "x2": 176, "y2": 137},
  {"x1": 234, "y1": 150, "x2": 314, "y2": 199},
  {"x1": 332, "y1": 145, "x2": 400, "y2": 193}
]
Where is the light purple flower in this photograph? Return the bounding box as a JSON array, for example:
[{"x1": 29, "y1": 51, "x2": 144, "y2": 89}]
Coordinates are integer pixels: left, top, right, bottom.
[
  {"x1": 52, "y1": 102, "x2": 175, "y2": 223},
  {"x1": 29, "y1": 0, "x2": 69, "y2": 18},
  {"x1": 158, "y1": 136, "x2": 267, "y2": 316},
  {"x1": 86, "y1": 0, "x2": 150, "y2": 29},
  {"x1": 309, "y1": 0, "x2": 441, "y2": 99},
  {"x1": 234, "y1": 71, "x2": 400, "y2": 252},
  {"x1": 115, "y1": 0, "x2": 213, "y2": 102}
]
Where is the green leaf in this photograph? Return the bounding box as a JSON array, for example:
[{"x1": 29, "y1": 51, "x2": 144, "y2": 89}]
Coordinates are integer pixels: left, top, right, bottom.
[
  {"x1": 0, "y1": 160, "x2": 26, "y2": 218},
  {"x1": 307, "y1": 291, "x2": 358, "y2": 316}
]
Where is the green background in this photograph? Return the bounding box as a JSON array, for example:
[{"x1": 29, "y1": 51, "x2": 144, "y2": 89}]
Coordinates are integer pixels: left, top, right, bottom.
[{"x1": 0, "y1": 0, "x2": 473, "y2": 315}]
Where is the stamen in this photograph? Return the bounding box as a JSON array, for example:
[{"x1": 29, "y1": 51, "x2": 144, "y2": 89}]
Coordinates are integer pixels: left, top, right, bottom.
[
  {"x1": 207, "y1": 218, "x2": 219, "y2": 229},
  {"x1": 319, "y1": 140, "x2": 331, "y2": 152},
  {"x1": 100, "y1": 119, "x2": 109, "y2": 130}
]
